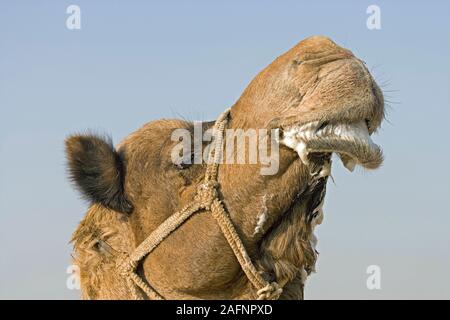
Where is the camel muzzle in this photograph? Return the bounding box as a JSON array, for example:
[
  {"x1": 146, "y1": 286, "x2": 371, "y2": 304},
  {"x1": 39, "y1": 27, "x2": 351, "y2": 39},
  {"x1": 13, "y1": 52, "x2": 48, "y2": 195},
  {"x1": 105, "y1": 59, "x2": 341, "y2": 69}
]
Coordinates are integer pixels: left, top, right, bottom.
[{"x1": 279, "y1": 120, "x2": 383, "y2": 171}]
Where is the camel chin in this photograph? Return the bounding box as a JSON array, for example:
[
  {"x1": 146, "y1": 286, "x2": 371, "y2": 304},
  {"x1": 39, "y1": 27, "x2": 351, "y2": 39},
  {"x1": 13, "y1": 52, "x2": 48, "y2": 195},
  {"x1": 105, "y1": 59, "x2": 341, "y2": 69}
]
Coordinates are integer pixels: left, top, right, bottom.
[{"x1": 279, "y1": 120, "x2": 383, "y2": 172}]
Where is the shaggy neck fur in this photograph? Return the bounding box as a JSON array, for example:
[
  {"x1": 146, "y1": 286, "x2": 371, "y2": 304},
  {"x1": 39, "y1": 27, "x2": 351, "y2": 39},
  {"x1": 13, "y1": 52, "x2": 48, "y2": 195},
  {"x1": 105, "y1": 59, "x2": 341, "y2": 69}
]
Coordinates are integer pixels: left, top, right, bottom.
[{"x1": 256, "y1": 156, "x2": 330, "y2": 299}]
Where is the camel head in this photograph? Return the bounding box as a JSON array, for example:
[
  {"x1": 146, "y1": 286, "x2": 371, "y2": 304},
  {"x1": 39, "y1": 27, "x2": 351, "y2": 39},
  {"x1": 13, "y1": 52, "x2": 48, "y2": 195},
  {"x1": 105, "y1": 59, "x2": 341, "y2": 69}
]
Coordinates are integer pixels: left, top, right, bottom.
[{"x1": 66, "y1": 36, "x2": 384, "y2": 299}]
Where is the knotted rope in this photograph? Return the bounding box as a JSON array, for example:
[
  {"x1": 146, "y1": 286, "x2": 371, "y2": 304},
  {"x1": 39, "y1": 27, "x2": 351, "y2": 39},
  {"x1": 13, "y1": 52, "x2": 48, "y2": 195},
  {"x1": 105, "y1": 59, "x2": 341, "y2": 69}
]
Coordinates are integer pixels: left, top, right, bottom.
[{"x1": 117, "y1": 108, "x2": 283, "y2": 300}]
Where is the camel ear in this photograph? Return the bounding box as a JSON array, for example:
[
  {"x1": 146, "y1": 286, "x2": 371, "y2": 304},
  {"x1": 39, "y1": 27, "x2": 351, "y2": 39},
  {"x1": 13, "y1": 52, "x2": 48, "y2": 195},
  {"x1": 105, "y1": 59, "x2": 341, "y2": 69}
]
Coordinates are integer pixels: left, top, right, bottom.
[{"x1": 65, "y1": 134, "x2": 133, "y2": 214}]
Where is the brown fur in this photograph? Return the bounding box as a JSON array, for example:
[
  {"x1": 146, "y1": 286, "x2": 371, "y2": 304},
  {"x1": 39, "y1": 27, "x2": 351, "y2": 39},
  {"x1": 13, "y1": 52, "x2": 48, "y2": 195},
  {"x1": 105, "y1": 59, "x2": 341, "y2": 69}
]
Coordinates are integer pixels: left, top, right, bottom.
[
  {"x1": 68, "y1": 36, "x2": 385, "y2": 299},
  {"x1": 72, "y1": 204, "x2": 134, "y2": 299}
]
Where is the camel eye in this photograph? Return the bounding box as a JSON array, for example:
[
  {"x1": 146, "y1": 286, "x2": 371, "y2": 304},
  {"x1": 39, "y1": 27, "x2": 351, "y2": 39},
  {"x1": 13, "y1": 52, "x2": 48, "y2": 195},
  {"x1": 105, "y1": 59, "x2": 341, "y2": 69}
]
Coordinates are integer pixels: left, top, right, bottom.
[
  {"x1": 91, "y1": 240, "x2": 114, "y2": 256},
  {"x1": 365, "y1": 119, "x2": 371, "y2": 130},
  {"x1": 92, "y1": 241, "x2": 101, "y2": 251}
]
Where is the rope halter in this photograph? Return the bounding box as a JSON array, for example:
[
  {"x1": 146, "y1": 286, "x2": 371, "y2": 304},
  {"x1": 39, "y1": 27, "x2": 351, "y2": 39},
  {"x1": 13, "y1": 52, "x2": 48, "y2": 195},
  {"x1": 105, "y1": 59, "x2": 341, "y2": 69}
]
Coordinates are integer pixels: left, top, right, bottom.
[{"x1": 116, "y1": 108, "x2": 283, "y2": 300}]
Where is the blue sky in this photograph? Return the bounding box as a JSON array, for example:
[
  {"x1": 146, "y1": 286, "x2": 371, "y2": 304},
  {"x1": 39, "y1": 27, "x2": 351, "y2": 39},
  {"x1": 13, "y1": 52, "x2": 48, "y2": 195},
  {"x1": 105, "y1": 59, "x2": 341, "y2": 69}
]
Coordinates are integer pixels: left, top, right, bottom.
[{"x1": 1, "y1": 0, "x2": 449, "y2": 299}]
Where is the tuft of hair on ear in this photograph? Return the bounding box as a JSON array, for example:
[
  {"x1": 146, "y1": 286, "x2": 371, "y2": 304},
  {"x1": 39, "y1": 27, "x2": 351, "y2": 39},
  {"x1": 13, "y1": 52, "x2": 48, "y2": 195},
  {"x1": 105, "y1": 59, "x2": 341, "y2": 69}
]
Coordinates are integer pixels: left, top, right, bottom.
[{"x1": 65, "y1": 133, "x2": 134, "y2": 214}]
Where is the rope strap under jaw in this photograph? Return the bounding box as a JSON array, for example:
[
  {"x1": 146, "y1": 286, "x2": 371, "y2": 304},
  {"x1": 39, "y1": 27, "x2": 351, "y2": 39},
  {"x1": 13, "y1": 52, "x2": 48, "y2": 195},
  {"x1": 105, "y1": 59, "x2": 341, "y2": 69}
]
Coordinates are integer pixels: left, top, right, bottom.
[{"x1": 117, "y1": 108, "x2": 283, "y2": 300}]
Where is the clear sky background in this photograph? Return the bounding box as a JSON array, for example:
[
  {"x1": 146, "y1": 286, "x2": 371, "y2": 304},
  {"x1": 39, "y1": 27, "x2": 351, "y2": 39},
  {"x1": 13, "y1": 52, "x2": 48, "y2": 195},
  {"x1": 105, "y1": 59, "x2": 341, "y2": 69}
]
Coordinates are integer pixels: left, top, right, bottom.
[{"x1": 0, "y1": 0, "x2": 449, "y2": 299}]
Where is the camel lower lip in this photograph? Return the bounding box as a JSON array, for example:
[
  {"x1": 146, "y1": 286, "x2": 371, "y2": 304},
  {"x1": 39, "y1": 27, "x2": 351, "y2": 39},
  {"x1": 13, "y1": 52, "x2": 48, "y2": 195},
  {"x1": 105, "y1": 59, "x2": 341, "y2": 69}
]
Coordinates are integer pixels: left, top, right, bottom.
[{"x1": 280, "y1": 121, "x2": 383, "y2": 171}]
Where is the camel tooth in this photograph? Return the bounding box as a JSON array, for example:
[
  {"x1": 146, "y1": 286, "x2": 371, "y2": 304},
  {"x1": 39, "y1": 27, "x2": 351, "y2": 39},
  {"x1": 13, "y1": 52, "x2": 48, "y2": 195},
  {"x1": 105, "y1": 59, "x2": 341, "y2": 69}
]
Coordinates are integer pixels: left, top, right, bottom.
[
  {"x1": 278, "y1": 127, "x2": 310, "y2": 166},
  {"x1": 318, "y1": 160, "x2": 332, "y2": 177},
  {"x1": 273, "y1": 128, "x2": 281, "y2": 144},
  {"x1": 342, "y1": 157, "x2": 356, "y2": 172},
  {"x1": 294, "y1": 141, "x2": 309, "y2": 166}
]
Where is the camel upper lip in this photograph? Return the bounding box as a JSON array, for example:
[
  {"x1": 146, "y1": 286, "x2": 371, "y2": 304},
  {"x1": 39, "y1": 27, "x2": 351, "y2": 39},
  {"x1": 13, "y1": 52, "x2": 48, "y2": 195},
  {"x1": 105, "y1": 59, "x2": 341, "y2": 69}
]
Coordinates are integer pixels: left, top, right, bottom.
[{"x1": 279, "y1": 120, "x2": 383, "y2": 171}]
